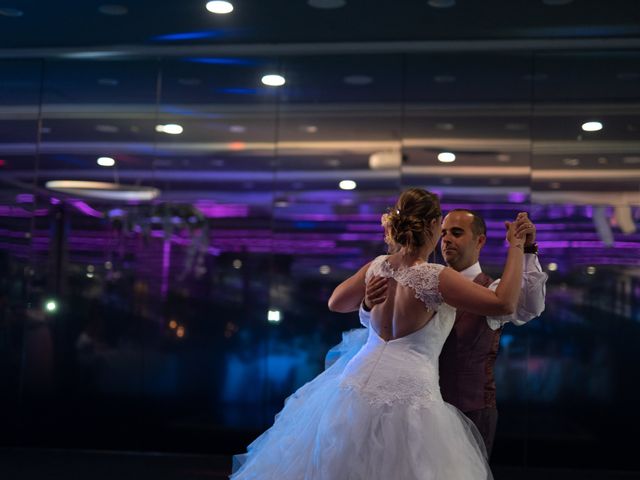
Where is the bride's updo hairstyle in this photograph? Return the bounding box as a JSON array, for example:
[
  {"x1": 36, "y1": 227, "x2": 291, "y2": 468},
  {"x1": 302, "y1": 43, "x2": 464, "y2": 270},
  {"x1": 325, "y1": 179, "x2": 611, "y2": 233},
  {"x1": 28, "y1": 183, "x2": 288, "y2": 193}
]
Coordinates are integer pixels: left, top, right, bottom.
[{"x1": 382, "y1": 188, "x2": 442, "y2": 254}]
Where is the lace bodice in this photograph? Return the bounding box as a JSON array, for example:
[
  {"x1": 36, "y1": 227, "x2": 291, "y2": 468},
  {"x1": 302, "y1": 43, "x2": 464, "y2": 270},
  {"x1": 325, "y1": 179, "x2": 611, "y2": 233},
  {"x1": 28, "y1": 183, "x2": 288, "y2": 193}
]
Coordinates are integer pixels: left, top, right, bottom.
[
  {"x1": 365, "y1": 255, "x2": 445, "y2": 311},
  {"x1": 340, "y1": 256, "x2": 455, "y2": 407}
]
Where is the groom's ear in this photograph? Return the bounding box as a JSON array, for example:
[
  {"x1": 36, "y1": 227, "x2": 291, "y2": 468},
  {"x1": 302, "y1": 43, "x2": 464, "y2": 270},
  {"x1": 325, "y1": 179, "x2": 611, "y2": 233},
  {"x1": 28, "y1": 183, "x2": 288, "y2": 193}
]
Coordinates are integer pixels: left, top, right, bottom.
[{"x1": 477, "y1": 233, "x2": 487, "y2": 250}]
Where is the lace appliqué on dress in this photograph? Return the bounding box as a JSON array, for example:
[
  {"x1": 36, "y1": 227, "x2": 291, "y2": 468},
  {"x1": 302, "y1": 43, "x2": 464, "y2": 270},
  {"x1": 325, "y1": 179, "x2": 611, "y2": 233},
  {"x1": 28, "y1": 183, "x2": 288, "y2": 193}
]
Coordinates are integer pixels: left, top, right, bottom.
[
  {"x1": 366, "y1": 255, "x2": 445, "y2": 311},
  {"x1": 341, "y1": 370, "x2": 439, "y2": 407}
]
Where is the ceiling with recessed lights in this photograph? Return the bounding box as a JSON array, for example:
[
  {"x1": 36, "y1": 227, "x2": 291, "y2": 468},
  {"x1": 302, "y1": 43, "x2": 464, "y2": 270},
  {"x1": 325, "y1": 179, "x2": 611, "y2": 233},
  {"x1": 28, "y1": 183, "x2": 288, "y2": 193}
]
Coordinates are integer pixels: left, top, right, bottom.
[{"x1": 0, "y1": 0, "x2": 639, "y2": 268}]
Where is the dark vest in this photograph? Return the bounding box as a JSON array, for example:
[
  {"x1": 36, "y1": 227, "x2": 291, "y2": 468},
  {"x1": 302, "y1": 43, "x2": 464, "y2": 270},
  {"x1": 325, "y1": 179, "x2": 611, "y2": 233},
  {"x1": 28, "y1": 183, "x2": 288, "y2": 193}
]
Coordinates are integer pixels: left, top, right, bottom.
[{"x1": 438, "y1": 272, "x2": 502, "y2": 413}]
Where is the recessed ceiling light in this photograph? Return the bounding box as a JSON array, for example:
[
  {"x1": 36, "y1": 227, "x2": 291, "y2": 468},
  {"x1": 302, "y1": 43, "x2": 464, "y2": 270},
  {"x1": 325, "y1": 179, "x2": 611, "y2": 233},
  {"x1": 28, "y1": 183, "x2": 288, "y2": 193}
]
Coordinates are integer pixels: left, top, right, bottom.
[
  {"x1": 229, "y1": 125, "x2": 246, "y2": 133},
  {"x1": 95, "y1": 124, "x2": 119, "y2": 133},
  {"x1": 549, "y1": 182, "x2": 561, "y2": 189},
  {"x1": 438, "y1": 152, "x2": 456, "y2": 163},
  {"x1": 98, "y1": 4, "x2": 128, "y2": 15},
  {"x1": 178, "y1": 77, "x2": 202, "y2": 86},
  {"x1": 308, "y1": 0, "x2": 346, "y2": 9},
  {"x1": 433, "y1": 74, "x2": 456, "y2": 83},
  {"x1": 319, "y1": 265, "x2": 331, "y2": 275},
  {"x1": 547, "y1": 262, "x2": 558, "y2": 271},
  {"x1": 156, "y1": 124, "x2": 183, "y2": 134},
  {"x1": 206, "y1": 1, "x2": 234, "y2": 14},
  {"x1": 300, "y1": 125, "x2": 318, "y2": 133},
  {"x1": 436, "y1": 122, "x2": 454, "y2": 131},
  {"x1": 261, "y1": 74, "x2": 286, "y2": 86},
  {"x1": 428, "y1": 0, "x2": 456, "y2": 8},
  {"x1": 97, "y1": 157, "x2": 116, "y2": 167},
  {"x1": 597, "y1": 157, "x2": 609, "y2": 164},
  {"x1": 562, "y1": 158, "x2": 580, "y2": 166},
  {"x1": 542, "y1": 0, "x2": 573, "y2": 5},
  {"x1": 326, "y1": 158, "x2": 341, "y2": 167},
  {"x1": 343, "y1": 75, "x2": 373, "y2": 85},
  {"x1": 496, "y1": 154, "x2": 511, "y2": 162},
  {"x1": 581, "y1": 121, "x2": 603, "y2": 132},
  {"x1": 339, "y1": 180, "x2": 356, "y2": 190},
  {"x1": 586, "y1": 266, "x2": 596, "y2": 275},
  {"x1": 98, "y1": 78, "x2": 119, "y2": 86},
  {"x1": 0, "y1": 7, "x2": 23, "y2": 17}
]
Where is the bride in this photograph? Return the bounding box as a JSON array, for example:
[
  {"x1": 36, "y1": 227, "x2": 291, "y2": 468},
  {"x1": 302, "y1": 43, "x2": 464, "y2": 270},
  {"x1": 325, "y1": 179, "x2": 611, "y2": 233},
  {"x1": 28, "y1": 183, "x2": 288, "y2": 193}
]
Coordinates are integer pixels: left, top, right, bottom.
[{"x1": 231, "y1": 188, "x2": 524, "y2": 479}]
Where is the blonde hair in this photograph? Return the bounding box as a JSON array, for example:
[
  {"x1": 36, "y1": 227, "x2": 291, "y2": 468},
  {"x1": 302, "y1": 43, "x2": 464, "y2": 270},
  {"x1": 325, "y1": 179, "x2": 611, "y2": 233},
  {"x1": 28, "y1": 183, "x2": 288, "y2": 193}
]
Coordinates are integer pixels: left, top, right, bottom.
[{"x1": 382, "y1": 188, "x2": 441, "y2": 254}]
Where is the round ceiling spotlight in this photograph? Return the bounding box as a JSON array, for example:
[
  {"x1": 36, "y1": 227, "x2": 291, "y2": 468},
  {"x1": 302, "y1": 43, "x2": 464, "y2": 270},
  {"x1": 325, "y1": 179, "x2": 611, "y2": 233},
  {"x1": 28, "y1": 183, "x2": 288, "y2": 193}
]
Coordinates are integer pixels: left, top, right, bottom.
[
  {"x1": 206, "y1": 1, "x2": 234, "y2": 14},
  {"x1": 437, "y1": 152, "x2": 456, "y2": 163},
  {"x1": 0, "y1": 7, "x2": 24, "y2": 17},
  {"x1": 97, "y1": 157, "x2": 116, "y2": 167},
  {"x1": 98, "y1": 4, "x2": 128, "y2": 15},
  {"x1": 156, "y1": 124, "x2": 184, "y2": 134},
  {"x1": 581, "y1": 121, "x2": 603, "y2": 132},
  {"x1": 343, "y1": 75, "x2": 373, "y2": 86},
  {"x1": 339, "y1": 180, "x2": 357, "y2": 190},
  {"x1": 261, "y1": 74, "x2": 286, "y2": 86},
  {"x1": 308, "y1": 0, "x2": 346, "y2": 9}
]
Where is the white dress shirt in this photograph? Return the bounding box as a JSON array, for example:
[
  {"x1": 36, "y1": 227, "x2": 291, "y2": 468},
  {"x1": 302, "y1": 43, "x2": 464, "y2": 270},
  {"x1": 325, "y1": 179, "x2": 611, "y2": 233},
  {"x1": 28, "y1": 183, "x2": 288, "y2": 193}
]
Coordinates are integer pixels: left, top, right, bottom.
[{"x1": 359, "y1": 254, "x2": 547, "y2": 330}]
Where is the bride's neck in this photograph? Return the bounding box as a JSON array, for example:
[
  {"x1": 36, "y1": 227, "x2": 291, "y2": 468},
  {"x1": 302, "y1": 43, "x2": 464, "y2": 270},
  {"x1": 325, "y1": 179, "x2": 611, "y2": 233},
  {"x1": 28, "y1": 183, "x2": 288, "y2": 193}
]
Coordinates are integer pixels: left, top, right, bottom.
[{"x1": 397, "y1": 245, "x2": 433, "y2": 264}]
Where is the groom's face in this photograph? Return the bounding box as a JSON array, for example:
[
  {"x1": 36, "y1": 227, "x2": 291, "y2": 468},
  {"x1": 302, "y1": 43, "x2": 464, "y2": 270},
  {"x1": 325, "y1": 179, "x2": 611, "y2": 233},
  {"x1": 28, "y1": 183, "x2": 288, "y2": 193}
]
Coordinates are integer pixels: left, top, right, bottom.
[{"x1": 440, "y1": 211, "x2": 485, "y2": 272}]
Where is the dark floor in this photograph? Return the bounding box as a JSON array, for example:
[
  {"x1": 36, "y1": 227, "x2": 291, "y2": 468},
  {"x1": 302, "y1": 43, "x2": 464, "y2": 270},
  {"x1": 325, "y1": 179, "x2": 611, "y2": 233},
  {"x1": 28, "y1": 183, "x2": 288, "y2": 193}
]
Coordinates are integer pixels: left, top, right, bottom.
[{"x1": 1, "y1": 448, "x2": 640, "y2": 479}]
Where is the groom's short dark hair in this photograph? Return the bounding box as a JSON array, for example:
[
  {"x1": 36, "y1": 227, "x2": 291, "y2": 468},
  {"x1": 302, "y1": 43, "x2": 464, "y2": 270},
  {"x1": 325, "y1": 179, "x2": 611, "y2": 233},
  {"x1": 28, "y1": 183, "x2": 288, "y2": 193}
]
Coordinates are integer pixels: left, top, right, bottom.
[{"x1": 448, "y1": 209, "x2": 486, "y2": 237}]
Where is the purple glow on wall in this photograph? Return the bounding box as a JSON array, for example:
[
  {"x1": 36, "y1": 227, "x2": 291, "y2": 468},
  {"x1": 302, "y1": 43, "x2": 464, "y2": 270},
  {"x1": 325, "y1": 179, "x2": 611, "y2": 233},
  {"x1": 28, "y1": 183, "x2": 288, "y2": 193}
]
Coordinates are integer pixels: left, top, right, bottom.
[
  {"x1": 161, "y1": 239, "x2": 171, "y2": 299},
  {"x1": 16, "y1": 193, "x2": 34, "y2": 203},
  {"x1": 507, "y1": 192, "x2": 528, "y2": 203},
  {"x1": 70, "y1": 200, "x2": 103, "y2": 218},
  {"x1": 194, "y1": 202, "x2": 249, "y2": 218}
]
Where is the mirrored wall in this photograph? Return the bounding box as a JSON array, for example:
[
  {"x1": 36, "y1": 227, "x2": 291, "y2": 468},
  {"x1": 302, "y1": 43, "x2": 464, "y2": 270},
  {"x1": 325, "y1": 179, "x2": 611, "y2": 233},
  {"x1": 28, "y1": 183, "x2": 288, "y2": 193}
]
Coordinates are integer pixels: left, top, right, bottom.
[{"x1": 0, "y1": 49, "x2": 638, "y2": 468}]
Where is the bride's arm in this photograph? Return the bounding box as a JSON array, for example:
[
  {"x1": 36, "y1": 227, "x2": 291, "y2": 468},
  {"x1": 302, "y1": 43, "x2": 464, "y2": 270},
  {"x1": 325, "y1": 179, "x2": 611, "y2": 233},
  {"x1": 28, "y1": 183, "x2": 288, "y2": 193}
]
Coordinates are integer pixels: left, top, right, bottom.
[
  {"x1": 438, "y1": 222, "x2": 524, "y2": 316},
  {"x1": 328, "y1": 261, "x2": 372, "y2": 313}
]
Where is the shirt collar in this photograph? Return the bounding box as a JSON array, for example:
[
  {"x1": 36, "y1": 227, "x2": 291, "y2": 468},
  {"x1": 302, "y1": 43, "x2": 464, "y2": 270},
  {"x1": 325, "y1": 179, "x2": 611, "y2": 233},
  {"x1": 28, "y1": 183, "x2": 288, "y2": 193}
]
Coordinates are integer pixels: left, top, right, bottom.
[{"x1": 459, "y1": 261, "x2": 482, "y2": 280}]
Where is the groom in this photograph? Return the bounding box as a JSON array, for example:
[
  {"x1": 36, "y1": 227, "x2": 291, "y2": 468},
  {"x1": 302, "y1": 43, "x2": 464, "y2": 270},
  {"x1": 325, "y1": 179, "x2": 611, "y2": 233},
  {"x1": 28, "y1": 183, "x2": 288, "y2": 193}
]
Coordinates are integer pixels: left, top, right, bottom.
[{"x1": 346, "y1": 210, "x2": 547, "y2": 457}]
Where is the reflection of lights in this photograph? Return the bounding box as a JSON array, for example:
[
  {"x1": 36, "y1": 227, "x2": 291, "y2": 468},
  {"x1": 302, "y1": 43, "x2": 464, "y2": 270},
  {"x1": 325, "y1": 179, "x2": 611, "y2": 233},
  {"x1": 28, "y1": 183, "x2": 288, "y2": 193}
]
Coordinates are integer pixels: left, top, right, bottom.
[
  {"x1": 319, "y1": 265, "x2": 331, "y2": 275},
  {"x1": 301, "y1": 125, "x2": 318, "y2": 133},
  {"x1": 104, "y1": 261, "x2": 112, "y2": 270},
  {"x1": 156, "y1": 124, "x2": 183, "y2": 134},
  {"x1": 87, "y1": 265, "x2": 95, "y2": 273},
  {"x1": 176, "y1": 326, "x2": 185, "y2": 338},
  {"x1": 438, "y1": 152, "x2": 456, "y2": 163},
  {"x1": 229, "y1": 125, "x2": 246, "y2": 133},
  {"x1": 97, "y1": 157, "x2": 115, "y2": 167},
  {"x1": 206, "y1": 1, "x2": 233, "y2": 14},
  {"x1": 229, "y1": 142, "x2": 245, "y2": 151},
  {"x1": 547, "y1": 262, "x2": 558, "y2": 271},
  {"x1": 232, "y1": 259, "x2": 242, "y2": 269},
  {"x1": 581, "y1": 121, "x2": 603, "y2": 132},
  {"x1": 45, "y1": 300, "x2": 57, "y2": 313},
  {"x1": 268, "y1": 310, "x2": 281, "y2": 323},
  {"x1": 586, "y1": 266, "x2": 596, "y2": 275},
  {"x1": 86, "y1": 273, "x2": 94, "y2": 279},
  {"x1": 339, "y1": 180, "x2": 356, "y2": 190},
  {"x1": 261, "y1": 74, "x2": 286, "y2": 86},
  {"x1": 46, "y1": 181, "x2": 160, "y2": 201},
  {"x1": 169, "y1": 320, "x2": 178, "y2": 329}
]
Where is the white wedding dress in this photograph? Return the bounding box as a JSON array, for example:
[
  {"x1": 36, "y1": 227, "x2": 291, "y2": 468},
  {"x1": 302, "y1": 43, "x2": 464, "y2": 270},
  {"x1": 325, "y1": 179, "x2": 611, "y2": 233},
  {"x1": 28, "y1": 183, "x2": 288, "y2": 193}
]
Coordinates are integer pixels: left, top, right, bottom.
[{"x1": 231, "y1": 255, "x2": 492, "y2": 479}]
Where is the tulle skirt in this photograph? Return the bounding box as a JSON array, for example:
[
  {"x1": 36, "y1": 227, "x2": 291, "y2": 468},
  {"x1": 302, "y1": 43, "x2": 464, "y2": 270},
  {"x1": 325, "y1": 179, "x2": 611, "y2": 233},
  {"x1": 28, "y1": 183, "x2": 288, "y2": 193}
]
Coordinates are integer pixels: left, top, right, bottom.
[{"x1": 231, "y1": 329, "x2": 492, "y2": 480}]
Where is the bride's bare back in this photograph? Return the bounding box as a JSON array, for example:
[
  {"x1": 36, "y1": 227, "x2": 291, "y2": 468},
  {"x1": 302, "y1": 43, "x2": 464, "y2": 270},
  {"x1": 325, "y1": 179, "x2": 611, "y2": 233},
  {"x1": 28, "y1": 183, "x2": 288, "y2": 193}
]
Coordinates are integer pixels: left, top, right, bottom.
[{"x1": 368, "y1": 255, "x2": 439, "y2": 341}]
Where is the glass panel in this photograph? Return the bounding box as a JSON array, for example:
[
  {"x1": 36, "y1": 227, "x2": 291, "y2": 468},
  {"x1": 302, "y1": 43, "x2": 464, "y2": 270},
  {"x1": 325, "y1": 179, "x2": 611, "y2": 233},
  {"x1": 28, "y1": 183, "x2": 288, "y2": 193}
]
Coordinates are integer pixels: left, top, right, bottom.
[
  {"x1": 0, "y1": 59, "x2": 42, "y2": 446},
  {"x1": 528, "y1": 50, "x2": 640, "y2": 469},
  {"x1": 269, "y1": 53, "x2": 403, "y2": 419}
]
